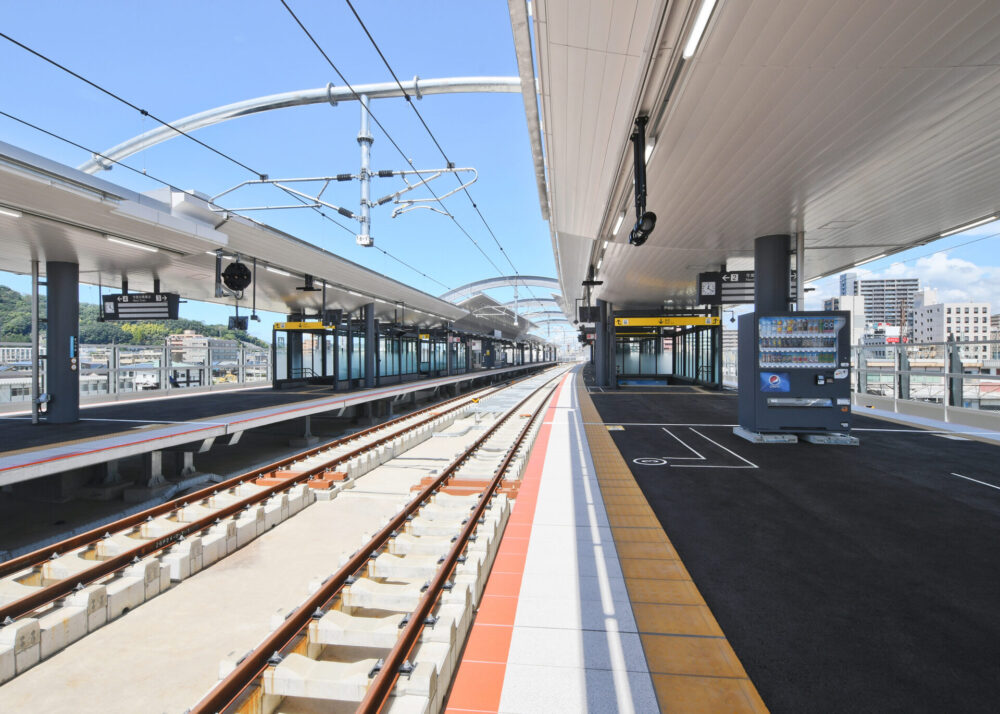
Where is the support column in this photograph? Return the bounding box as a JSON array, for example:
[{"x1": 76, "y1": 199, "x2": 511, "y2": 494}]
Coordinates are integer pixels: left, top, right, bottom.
[
  {"x1": 483, "y1": 338, "x2": 493, "y2": 369},
  {"x1": 754, "y1": 234, "x2": 792, "y2": 313},
  {"x1": 45, "y1": 261, "x2": 80, "y2": 424},
  {"x1": 594, "y1": 299, "x2": 609, "y2": 386},
  {"x1": 364, "y1": 303, "x2": 375, "y2": 388}
]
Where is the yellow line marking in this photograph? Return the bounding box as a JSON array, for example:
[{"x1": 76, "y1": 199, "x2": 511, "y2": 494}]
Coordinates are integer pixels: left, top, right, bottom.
[{"x1": 577, "y1": 378, "x2": 769, "y2": 714}]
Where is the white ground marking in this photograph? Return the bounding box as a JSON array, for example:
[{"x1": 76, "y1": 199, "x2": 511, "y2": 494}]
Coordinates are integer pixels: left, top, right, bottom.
[
  {"x1": 949, "y1": 472, "x2": 1000, "y2": 492},
  {"x1": 660, "y1": 428, "x2": 705, "y2": 460},
  {"x1": 672, "y1": 429, "x2": 758, "y2": 469}
]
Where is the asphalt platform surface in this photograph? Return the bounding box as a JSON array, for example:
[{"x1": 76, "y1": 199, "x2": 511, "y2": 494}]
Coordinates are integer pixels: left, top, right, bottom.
[{"x1": 589, "y1": 387, "x2": 1000, "y2": 713}]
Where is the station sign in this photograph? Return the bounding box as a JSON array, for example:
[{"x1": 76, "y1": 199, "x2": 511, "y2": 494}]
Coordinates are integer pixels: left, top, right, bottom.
[
  {"x1": 274, "y1": 321, "x2": 333, "y2": 330},
  {"x1": 614, "y1": 316, "x2": 720, "y2": 327},
  {"x1": 102, "y1": 292, "x2": 179, "y2": 321},
  {"x1": 418, "y1": 333, "x2": 430, "y2": 340},
  {"x1": 697, "y1": 270, "x2": 798, "y2": 305}
]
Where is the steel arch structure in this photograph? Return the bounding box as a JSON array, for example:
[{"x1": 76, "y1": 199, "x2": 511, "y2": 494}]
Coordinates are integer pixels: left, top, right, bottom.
[
  {"x1": 78, "y1": 76, "x2": 521, "y2": 174},
  {"x1": 439, "y1": 275, "x2": 560, "y2": 302}
]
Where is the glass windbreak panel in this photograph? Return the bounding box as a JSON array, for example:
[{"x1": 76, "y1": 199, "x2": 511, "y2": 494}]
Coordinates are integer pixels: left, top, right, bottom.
[
  {"x1": 353, "y1": 335, "x2": 365, "y2": 379},
  {"x1": 623, "y1": 341, "x2": 640, "y2": 374},
  {"x1": 337, "y1": 334, "x2": 348, "y2": 380},
  {"x1": 658, "y1": 337, "x2": 673, "y2": 375},
  {"x1": 420, "y1": 341, "x2": 429, "y2": 371},
  {"x1": 641, "y1": 338, "x2": 658, "y2": 374},
  {"x1": 758, "y1": 316, "x2": 844, "y2": 368},
  {"x1": 325, "y1": 336, "x2": 335, "y2": 377}
]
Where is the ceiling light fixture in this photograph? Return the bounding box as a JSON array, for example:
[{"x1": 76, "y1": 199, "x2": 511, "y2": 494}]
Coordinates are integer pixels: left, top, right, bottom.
[
  {"x1": 106, "y1": 235, "x2": 158, "y2": 253},
  {"x1": 0, "y1": 206, "x2": 22, "y2": 219},
  {"x1": 940, "y1": 215, "x2": 997, "y2": 237},
  {"x1": 612, "y1": 212, "x2": 625, "y2": 234},
  {"x1": 682, "y1": 0, "x2": 719, "y2": 58},
  {"x1": 645, "y1": 138, "x2": 656, "y2": 163},
  {"x1": 602, "y1": 240, "x2": 609, "y2": 249},
  {"x1": 266, "y1": 266, "x2": 292, "y2": 277}
]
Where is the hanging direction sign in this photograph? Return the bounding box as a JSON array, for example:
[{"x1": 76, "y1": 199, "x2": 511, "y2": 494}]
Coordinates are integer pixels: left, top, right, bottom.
[
  {"x1": 697, "y1": 270, "x2": 798, "y2": 305},
  {"x1": 102, "y1": 292, "x2": 180, "y2": 321}
]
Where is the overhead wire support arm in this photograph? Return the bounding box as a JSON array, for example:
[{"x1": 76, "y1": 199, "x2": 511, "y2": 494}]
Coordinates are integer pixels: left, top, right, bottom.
[
  {"x1": 209, "y1": 176, "x2": 359, "y2": 218},
  {"x1": 382, "y1": 167, "x2": 478, "y2": 216}
]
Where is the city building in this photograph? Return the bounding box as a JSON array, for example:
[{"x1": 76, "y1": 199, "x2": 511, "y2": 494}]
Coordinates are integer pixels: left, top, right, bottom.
[
  {"x1": 839, "y1": 272, "x2": 920, "y2": 331},
  {"x1": 823, "y1": 294, "x2": 867, "y2": 346},
  {"x1": 912, "y1": 291, "x2": 990, "y2": 361},
  {"x1": 860, "y1": 323, "x2": 904, "y2": 360}
]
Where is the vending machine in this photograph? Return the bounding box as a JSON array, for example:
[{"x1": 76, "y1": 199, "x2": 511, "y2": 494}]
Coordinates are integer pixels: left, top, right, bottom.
[{"x1": 737, "y1": 311, "x2": 852, "y2": 435}]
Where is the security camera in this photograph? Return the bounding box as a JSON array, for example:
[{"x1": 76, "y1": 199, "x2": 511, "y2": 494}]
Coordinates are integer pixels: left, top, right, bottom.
[{"x1": 628, "y1": 211, "x2": 657, "y2": 246}]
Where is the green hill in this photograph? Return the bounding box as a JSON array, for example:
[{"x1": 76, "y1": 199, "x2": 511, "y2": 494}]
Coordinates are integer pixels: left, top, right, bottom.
[{"x1": 0, "y1": 285, "x2": 268, "y2": 348}]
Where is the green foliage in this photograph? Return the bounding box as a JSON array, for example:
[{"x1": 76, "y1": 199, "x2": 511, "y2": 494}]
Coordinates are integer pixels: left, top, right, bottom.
[{"x1": 0, "y1": 286, "x2": 268, "y2": 347}]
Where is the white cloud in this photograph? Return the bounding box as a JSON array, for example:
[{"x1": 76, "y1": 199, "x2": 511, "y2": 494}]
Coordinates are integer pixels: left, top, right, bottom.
[{"x1": 867, "y1": 253, "x2": 999, "y2": 309}]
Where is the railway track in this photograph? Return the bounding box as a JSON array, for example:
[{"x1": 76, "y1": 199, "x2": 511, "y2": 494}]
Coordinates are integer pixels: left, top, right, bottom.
[
  {"x1": 0, "y1": 366, "x2": 566, "y2": 713},
  {"x1": 193, "y1": 367, "x2": 564, "y2": 714}
]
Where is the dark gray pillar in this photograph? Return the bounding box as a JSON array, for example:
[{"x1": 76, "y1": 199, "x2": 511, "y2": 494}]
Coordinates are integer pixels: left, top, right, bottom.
[
  {"x1": 346, "y1": 312, "x2": 353, "y2": 385},
  {"x1": 754, "y1": 234, "x2": 791, "y2": 313},
  {"x1": 948, "y1": 338, "x2": 963, "y2": 407},
  {"x1": 594, "y1": 299, "x2": 608, "y2": 386},
  {"x1": 446, "y1": 332, "x2": 452, "y2": 376},
  {"x1": 46, "y1": 261, "x2": 79, "y2": 424},
  {"x1": 364, "y1": 303, "x2": 375, "y2": 388}
]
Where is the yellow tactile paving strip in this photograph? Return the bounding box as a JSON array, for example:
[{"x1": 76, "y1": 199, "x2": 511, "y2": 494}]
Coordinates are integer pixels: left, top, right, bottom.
[{"x1": 577, "y1": 380, "x2": 769, "y2": 714}]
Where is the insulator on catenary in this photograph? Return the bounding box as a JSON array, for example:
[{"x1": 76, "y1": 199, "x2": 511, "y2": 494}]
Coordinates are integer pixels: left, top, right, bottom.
[
  {"x1": 337, "y1": 207, "x2": 355, "y2": 218},
  {"x1": 336, "y1": 173, "x2": 353, "y2": 181},
  {"x1": 377, "y1": 169, "x2": 395, "y2": 177},
  {"x1": 376, "y1": 195, "x2": 394, "y2": 206}
]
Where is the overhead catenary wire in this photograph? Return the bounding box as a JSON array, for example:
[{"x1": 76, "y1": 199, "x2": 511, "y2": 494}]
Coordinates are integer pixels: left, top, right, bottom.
[
  {"x1": 342, "y1": 0, "x2": 541, "y2": 305},
  {"x1": 278, "y1": 0, "x2": 512, "y2": 283},
  {"x1": 0, "y1": 109, "x2": 451, "y2": 292},
  {"x1": 0, "y1": 31, "x2": 454, "y2": 292},
  {"x1": 0, "y1": 31, "x2": 267, "y2": 180}
]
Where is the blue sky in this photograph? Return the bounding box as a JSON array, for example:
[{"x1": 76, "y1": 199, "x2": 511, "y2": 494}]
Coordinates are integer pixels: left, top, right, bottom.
[
  {"x1": 1, "y1": 1, "x2": 998, "y2": 341},
  {"x1": 0, "y1": 1, "x2": 555, "y2": 340}
]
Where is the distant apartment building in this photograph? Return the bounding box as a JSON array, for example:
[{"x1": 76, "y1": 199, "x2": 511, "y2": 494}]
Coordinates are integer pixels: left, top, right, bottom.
[
  {"x1": 912, "y1": 290, "x2": 990, "y2": 360},
  {"x1": 823, "y1": 294, "x2": 867, "y2": 345},
  {"x1": 839, "y1": 272, "x2": 920, "y2": 330},
  {"x1": 991, "y1": 314, "x2": 1000, "y2": 359}
]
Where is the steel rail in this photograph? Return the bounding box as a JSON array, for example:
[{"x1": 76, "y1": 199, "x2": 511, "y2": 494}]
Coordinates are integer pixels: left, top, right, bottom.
[
  {"x1": 0, "y1": 381, "x2": 510, "y2": 622},
  {"x1": 191, "y1": 370, "x2": 562, "y2": 714},
  {"x1": 359, "y1": 374, "x2": 562, "y2": 713}
]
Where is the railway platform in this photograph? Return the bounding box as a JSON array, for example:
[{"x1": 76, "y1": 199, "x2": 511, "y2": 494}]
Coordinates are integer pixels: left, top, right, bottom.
[
  {"x1": 0, "y1": 363, "x2": 551, "y2": 489},
  {"x1": 4, "y1": 364, "x2": 1000, "y2": 712}
]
